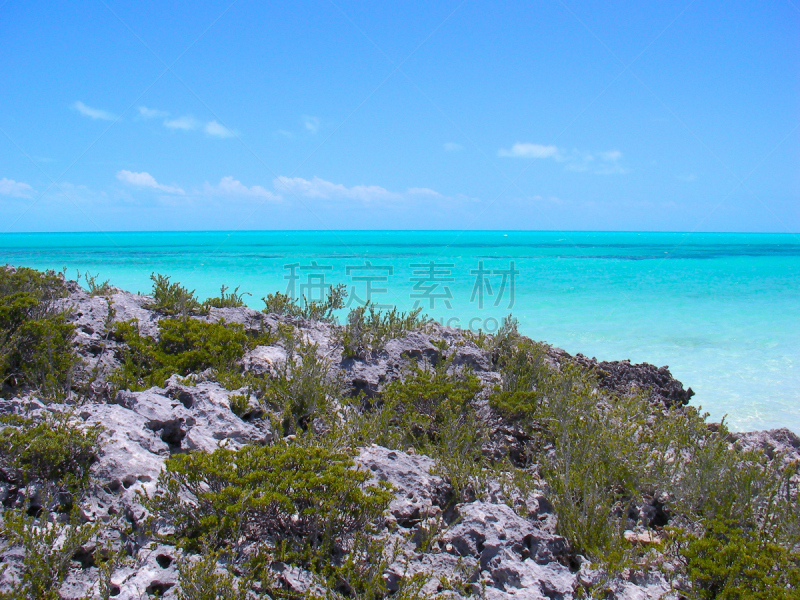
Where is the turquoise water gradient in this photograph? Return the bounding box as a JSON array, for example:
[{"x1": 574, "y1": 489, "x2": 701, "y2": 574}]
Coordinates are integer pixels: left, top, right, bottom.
[{"x1": 2, "y1": 231, "x2": 798, "y2": 433}]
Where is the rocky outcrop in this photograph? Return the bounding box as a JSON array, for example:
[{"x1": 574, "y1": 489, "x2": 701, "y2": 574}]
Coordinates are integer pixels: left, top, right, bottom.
[
  {"x1": 0, "y1": 277, "x2": 777, "y2": 599},
  {"x1": 570, "y1": 354, "x2": 694, "y2": 408}
]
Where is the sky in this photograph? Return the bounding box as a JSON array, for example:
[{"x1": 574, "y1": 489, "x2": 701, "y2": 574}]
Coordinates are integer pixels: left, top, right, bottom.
[{"x1": 0, "y1": 0, "x2": 798, "y2": 232}]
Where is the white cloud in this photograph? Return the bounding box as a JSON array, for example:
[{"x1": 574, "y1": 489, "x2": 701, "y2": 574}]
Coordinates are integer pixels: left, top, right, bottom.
[
  {"x1": 677, "y1": 173, "x2": 697, "y2": 182},
  {"x1": 499, "y1": 142, "x2": 628, "y2": 174},
  {"x1": 274, "y1": 176, "x2": 400, "y2": 203},
  {"x1": 599, "y1": 150, "x2": 623, "y2": 162},
  {"x1": 0, "y1": 178, "x2": 35, "y2": 198},
  {"x1": 162, "y1": 116, "x2": 236, "y2": 138},
  {"x1": 116, "y1": 170, "x2": 184, "y2": 194},
  {"x1": 498, "y1": 143, "x2": 560, "y2": 159},
  {"x1": 443, "y1": 142, "x2": 463, "y2": 152},
  {"x1": 303, "y1": 116, "x2": 321, "y2": 134},
  {"x1": 271, "y1": 176, "x2": 471, "y2": 204},
  {"x1": 203, "y1": 176, "x2": 280, "y2": 201},
  {"x1": 164, "y1": 116, "x2": 199, "y2": 130},
  {"x1": 407, "y1": 187, "x2": 443, "y2": 198},
  {"x1": 72, "y1": 101, "x2": 115, "y2": 121},
  {"x1": 138, "y1": 106, "x2": 169, "y2": 119},
  {"x1": 592, "y1": 150, "x2": 628, "y2": 175},
  {"x1": 205, "y1": 121, "x2": 236, "y2": 138}
]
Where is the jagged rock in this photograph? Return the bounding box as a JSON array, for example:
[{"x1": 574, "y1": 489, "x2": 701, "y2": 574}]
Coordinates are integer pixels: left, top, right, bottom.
[
  {"x1": 358, "y1": 446, "x2": 451, "y2": 527},
  {"x1": 2, "y1": 272, "x2": 790, "y2": 600},
  {"x1": 570, "y1": 354, "x2": 694, "y2": 408},
  {"x1": 731, "y1": 427, "x2": 800, "y2": 464},
  {"x1": 205, "y1": 305, "x2": 271, "y2": 331},
  {"x1": 243, "y1": 344, "x2": 287, "y2": 376},
  {"x1": 441, "y1": 502, "x2": 570, "y2": 568}
]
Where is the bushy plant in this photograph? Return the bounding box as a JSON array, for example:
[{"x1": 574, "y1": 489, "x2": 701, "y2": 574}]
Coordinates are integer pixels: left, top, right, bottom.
[
  {"x1": 488, "y1": 338, "x2": 551, "y2": 422},
  {"x1": 338, "y1": 358, "x2": 488, "y2": 502},
  {"x1": 489, "y1": 328, "x2": 800, "y2": 572},
  {"x1": 148, "y1": 273, "x2": 204, "y2": 316},
  {"x1": 203, "y1": 285, "x2": 251, "y2": 310},
  {"x1": 261, "y1": 291, "x2": 303, "y2": 317},
  {"x1": 378, "y1": 358, "x2": 482, "y2": 448},
  {"x1": 148, "y1": 443, "x2": 392, "y2": 563},
  {"x1": 0, "y1": 267, "x2": 77, "y2": 399},
  {"x1": 0, "y1": 507, "x2": 99, "y2": 600},
  {"x1": 262, "y1": 284, "x2": 347, "y2": 323},
  {"x1": 672, "y1": 518, "x2": 800, "y2": 599},
  {"x1": 261, "y1": 337, "x2": 341, "y2": 436},
  {"x1": 228, "y1": 393, "x2": 251, "y2": 418},
  {"x1": 340, "y1": 303, "x2": 428, "y2": 359},
  {"x1": 0, "y1": 412, "x2": 100, "y2": 495},
  {"x1": 79, "y1": 271, "x2": 113, "y2": 297},
  {"x1": 111, "y1": 317, "x2": 266, "y2": 391},
  {"x1": 176, "y1": 551, "x2": 253, "y2": 600}
]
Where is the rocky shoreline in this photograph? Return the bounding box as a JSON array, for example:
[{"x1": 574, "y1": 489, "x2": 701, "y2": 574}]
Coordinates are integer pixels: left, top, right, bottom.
[{"x1": 0, "y1": 271, "x2": 798, "y2": 599}]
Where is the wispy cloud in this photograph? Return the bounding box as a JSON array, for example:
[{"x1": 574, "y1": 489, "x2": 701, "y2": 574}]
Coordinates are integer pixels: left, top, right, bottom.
[
  {"x1": 162, "y1": 116, "x2": 236, "y2": 138},
  {"x1": 443, "y1": 142, "x2": 463, "y2": 152},
  {"x1": 272, "y1": 176, "x2": 467, "y2": 204},
  {"x1": 499, "y1": 141, "x2": 628, "y2": 174},
  {"x1": 0, "y1": 177, "x2": 35, "y2": 198},
  {"x1": 303, "y1": 116, "x2": 321, "y2": 134},
  {"x1": 203, "y1": 176, "x2": 280, "y2": 201},
  {"x1": 164, "y1": 115, "x2": 199, "y2": 131},
  {"x1": 677, "y1": 173, "x2": 697, "y2": 182},
  {"x1": 138, "y1": 106, "x2": 169, "y2": 119},
  {"x1": 274, "y1": 176, "x2": 400, "y2": 203},
  {"x1": 116, "y1": 170, "x2": 184, "y2": 194},
  {"x1": 498, "y1": 143, "x2": 560, "y2": 159},
  {"x1": 566, "y1": 149, "x2": 628, "y2": 175},
  {"x1": 205, "y1": 121, "x2": 236, "y2": 138},
  {"x1": 72, "y1": 101, "x2": 115, "y2": 121}
]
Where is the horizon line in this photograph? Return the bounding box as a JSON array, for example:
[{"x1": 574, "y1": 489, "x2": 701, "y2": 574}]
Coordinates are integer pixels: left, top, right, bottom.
[{"x1": 2, "y1": 229, "x2": 800, "y2": 236}]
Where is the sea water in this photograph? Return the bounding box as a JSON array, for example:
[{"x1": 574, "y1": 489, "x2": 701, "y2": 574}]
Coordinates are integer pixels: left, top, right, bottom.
[{"x1": 1, "y1": 230, "x2": 798, "y2": 433}]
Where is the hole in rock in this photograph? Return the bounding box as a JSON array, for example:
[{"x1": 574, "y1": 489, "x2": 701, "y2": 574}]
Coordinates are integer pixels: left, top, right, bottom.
[
  {"x1": 145, "y1": 581, "x2": 174, "y2": 595},
  {"x1": 156, "y1": 554, "x2": 173, "y2": 569}
]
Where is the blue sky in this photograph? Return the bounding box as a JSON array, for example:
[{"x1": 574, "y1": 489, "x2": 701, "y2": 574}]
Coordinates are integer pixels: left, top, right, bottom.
[{"x1": 1, "y1": 0, "x2": 798, "y2": 232}]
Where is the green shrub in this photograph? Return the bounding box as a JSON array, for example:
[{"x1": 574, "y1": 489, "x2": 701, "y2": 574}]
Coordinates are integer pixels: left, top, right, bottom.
[
  {"x1": 203, "y1": 285, "x2": 250, "y2": 310},
  {"x1": 336, "y1": 358, "x2": 488, "y2": 502},
  {"x1": 176, "y1": 551, "x2": 253, "y2": 600},
  {"x1": 79, "y1": 271, "x2": 113, "y2": 297},
  {"x1": 488, "y1": 338, "x2": 551, "y2": 422},
  {"x1": 0, "y1": 267, "x2": 77, "y2": 399},
  {"x1": 148, "y1": 443, "x2": 392, "y2": 563},
  {"x1": 228, "y1": 393, "x2": 251, "y2": 418},
  {"x1": 488, "y1": 330, "x2": 800, "y2": 568},
  {"x1": 148, "y1": 273, "x2": 204, "y2": 316},
  {"x1": 111, "y1": 317, "x2": 266, "y2": 391},
  {"x1": 673, "y1": 519, "x2": 800, "y2": 599},
  {"x1": 0, "y1": 507, "x2": 99, "y2": 600},
  {"x1": 261, "y1": 291, "x2": 303, "y2": 318},
  {"x1": 0, "y1": 412, "x2": 100, "y2": 496},
  {"x1": 262, "y1": 284, "x2": 347, "y2": 323},
  {"x1": 340, "y1": 303, "x2": 428, "y2": 359},
  {"x1": 261, "y1": 337, "x2": 340, "y2": 436},
  {"x1": 378, "y1": 358, "x2": 482, "y2": 449}
]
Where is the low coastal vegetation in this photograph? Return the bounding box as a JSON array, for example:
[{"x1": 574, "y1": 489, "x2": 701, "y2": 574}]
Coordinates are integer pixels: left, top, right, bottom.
[
  {"x1": 0, "y1": 267, "x2": 76, "y2": 400},
  {"x1": 109, "y1": 317, "x2": 270, "y2": 392},
  {"x1": 262, "y1": 283, "x2": 347, "y2": 322},
  {"x1": 340, "y1": 302, "x2": 429, "y2": 359},
  {"x1": 0, "y1": 266, "x2": 798, "y2": 598}
]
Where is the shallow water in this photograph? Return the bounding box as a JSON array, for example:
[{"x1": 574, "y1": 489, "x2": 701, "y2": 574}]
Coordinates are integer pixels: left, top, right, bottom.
[{"x1": 2, "y1": 230, "x2": 798, "y2": 433}]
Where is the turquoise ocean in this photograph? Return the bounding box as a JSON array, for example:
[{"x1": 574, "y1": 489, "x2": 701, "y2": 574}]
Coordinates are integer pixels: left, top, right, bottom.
[{"x1": 1, "y1": 230, "x2": 797, "y2": 433}]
